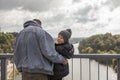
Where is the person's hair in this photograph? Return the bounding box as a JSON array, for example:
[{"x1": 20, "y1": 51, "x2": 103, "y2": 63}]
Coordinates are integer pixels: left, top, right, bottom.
[{"x1": 33, "y1": 19, "x2": 42, "y2": 25}]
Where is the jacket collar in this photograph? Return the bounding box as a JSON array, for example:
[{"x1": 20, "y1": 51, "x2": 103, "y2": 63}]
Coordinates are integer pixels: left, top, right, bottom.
[{"x1": 23, "y1": 20, "x2": 42, "y2": 28}]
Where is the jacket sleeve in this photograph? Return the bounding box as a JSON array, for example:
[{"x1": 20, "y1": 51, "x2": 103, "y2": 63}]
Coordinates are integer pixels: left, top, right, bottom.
[{"x1": 38, "y1": 31, "x2": 65, "y2": 63}]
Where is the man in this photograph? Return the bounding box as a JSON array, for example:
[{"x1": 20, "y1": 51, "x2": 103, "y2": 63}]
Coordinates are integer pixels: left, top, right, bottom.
[{"x1": 14, "y1": 19, "x2": 67, "y2": 80}]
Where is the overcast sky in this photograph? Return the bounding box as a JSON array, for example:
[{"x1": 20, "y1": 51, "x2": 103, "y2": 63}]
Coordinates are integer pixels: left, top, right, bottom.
[{"x1": 0, "y1": 0, "x2": 120, "y2": 37}]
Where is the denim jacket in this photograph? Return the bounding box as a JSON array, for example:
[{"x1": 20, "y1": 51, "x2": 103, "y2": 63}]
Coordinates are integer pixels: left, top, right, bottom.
[{"x1": 14, "y1": 21, "x2": 65, "y2": 75}]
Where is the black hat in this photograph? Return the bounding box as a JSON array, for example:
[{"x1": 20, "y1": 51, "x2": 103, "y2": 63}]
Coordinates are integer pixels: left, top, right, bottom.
[{"x1": 59, "y1": 29, "x2": 72, "y2": 43}]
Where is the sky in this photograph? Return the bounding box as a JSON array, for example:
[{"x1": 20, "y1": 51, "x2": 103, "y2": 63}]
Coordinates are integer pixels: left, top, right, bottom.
[{"x1": 0, "y1": 0, "x2": 120, "y2": 37}]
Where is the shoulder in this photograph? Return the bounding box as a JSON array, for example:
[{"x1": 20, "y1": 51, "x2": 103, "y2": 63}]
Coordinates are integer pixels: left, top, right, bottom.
[
  {"x1": 64, "y1": 43, "x2": 74, "y2": 49},
  {"x1": 35, "y1": 28, "x2": 46, "y2": 38}
]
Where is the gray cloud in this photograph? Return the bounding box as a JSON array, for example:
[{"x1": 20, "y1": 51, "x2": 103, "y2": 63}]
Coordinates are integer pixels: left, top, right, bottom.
[
  {"x1": 74, "y1": 5, "x2": 92, "y2": 16},
  {"x1": 94, "y1": 23, "x2": 108, "y2": 30},
  {"x1": 110, "y1": 0, "x2": 120, "y2": 8},
  {"x1": 46, "y1": 13, "x2": 65, "y2": 23},
  {"x1": 0, "y1": 0, "x2": 20, "y2": 10},
  {"x1": 73, "y1": 0, "x2": 82, "y2": 3},
  {"x1": 113, "y1": 29, "x2": 120, "y2": 33},
  {"x1": 0, "y1": 0, "x2": 120, "y2": 37},
  {"x1": 104, "y1": 0, "x2": 120, "y2": 10},
  {"x1": 75, "y1": 17, "x2": 88, "y2": 23},
  {"x1": 0, "y1": 0, "x2": 61, "y2": 11},
  {"x1": 73, "y1": 5, "x2": 97, "y2": 24},
  {"x1": 43, "y1": 12, "x2": 66, "y2": 28}
]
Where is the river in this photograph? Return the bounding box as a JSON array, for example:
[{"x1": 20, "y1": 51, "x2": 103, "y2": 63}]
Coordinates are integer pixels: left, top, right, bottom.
[{"x1": 64, "y1": 43, "x2": 117, "y2": 80}]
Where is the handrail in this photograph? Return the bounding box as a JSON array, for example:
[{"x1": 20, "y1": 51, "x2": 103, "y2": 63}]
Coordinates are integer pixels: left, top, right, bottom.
[
  {"x1": 73, "y1": 54, "x2": 120, "y2": 58},
  {"x1": 0, "y1": 54, "x2": 120, "y2": 80},
  {"x1": 0, "y1": 54, "x2": 13, "y2": 58},
  {"x1": 1, "y1": 53, "x2": 120, "y2": 58}
]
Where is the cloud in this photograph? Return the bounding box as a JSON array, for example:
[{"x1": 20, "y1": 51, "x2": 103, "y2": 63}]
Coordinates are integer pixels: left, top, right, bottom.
[
  {"x1": 0, "y1": 0, "x2": 120, "y2": 37},
  {"x1": 0, "y1": 0, "x2": 65, "y2": 11},
  {"x1": 73, "y1": 0, "x2": 82, "y2": 3},
  {"x1": 0, "y1": 9, "x2": 42, "y2": 32}
]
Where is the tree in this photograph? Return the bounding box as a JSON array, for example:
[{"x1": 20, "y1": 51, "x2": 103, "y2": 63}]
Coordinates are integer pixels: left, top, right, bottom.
[
  {"x1": 0, "y1": 32, "x2": 18, "y2": 53},
  {"x1": 78, "y1": 33, "x2": 120, "y2": 72}
]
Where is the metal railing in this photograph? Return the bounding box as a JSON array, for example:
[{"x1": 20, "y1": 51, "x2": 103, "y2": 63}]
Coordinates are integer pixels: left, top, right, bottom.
[
  {"x1": 0, "y1": 54, "x2": 13, "y2": 80},
  {"x1": 71, "y1": 54, "x2": 119, "y2": 80},
  {"x1": 0, "y1": 54, "x2": 120, "y2": 80}
]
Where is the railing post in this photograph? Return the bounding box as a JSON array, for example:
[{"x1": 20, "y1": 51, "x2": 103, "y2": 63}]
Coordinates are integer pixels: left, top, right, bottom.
[
  {"x1": 117, "y1": 58, "x2": 120, "y2": 80},
  {"x1": 1, "y1": 58, "x2": 7, "y2": 80}
]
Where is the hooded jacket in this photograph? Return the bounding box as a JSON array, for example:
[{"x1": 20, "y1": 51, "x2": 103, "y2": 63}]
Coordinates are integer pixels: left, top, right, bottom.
[
  {"x1": 49, "y1": 43, "x2": 74, "y2": 79},
  {"x1": 14, "y1": 21, "x2": 65, "y2": 75}
]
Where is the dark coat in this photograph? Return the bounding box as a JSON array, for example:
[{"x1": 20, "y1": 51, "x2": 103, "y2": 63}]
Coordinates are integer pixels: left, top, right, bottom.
[{"x1": 50, "y1": 43, "x2": 74, "y2": 79}]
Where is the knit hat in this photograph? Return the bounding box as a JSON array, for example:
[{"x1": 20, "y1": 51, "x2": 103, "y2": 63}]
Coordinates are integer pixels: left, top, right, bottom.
[{"x1": 59, "y1": 29, "x2": 72, "y2": 43}]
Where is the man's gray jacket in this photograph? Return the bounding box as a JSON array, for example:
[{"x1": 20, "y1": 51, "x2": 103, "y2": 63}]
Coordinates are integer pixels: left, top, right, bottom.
[{"x1": 14, "y1": 21, "x2": 65, "y2": 75}]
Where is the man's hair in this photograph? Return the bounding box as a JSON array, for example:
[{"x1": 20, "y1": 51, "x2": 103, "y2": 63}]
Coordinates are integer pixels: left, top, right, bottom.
[{"x1": 33, "y1": 19, "x2": 42, "y2": 25}]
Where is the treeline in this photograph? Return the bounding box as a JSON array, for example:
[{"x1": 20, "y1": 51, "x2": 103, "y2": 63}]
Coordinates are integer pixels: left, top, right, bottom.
[
  {"x1": 78, "y1": 33, "x2": 120, "y2": 72},
  {"x1": 79, "y1": 33, "x2": 120, "y2": 54},
  {"x1": 0, "y1": 32, "x2": 18, "y2": 53}
]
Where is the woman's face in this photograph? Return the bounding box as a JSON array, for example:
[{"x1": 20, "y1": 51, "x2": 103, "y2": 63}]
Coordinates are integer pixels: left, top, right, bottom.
[{"x1": 57, "y1": 34, "x2": 64, "y2": 44}]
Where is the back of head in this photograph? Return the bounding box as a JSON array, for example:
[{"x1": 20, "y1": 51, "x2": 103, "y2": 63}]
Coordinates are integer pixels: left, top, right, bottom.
[
  {"x1": 23, "y1": 19, "x2": 42, "y2": 28},
  {"x1": 33, "y1": 19, "x2": 42, "y2": 26}
]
